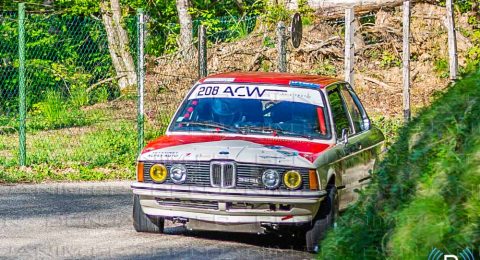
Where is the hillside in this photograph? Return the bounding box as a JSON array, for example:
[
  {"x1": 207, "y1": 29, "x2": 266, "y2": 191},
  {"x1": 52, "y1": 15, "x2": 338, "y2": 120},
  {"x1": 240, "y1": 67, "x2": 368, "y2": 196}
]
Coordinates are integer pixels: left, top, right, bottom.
[{"x1": 318, "y1": 69, "x2": 480, "y2": 259}]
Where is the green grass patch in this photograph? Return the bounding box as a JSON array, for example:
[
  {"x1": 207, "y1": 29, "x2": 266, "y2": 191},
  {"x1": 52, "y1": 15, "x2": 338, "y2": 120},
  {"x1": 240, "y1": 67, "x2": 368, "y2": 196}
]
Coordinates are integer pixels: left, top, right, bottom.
[
  {"x1": 0, "y1": 118, "x2": 138, "y2": 183},
  {"x1": 319, "y1": 69, "x2": 480, "y2": 259}
]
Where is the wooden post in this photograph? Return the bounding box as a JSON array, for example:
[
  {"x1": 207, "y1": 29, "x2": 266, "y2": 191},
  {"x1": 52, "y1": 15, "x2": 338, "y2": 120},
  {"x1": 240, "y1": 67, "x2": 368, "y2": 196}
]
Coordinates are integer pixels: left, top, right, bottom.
[
  {"x1": 198, "y1": 25, "x2": 207, "y2": 78},
  {"x1": 446, "y1": 0, "x2": 458, "y2": 80},
  {"x1": 276, "y1": 21, "x2": 287, "y2": 73},
  {"x1": 344, "y1": 8, "x2": 355, "y2": 87},
  {"x1": 402, "y1": 0, "x2": 411, "y2": 121}
]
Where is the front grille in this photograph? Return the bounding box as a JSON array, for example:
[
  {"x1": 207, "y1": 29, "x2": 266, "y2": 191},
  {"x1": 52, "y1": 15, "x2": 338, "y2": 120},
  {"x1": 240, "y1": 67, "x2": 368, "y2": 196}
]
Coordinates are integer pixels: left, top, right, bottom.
[
  {"x1": 155, "y1": 198, "x2": 218, "y2": 210},
  {"x1": 211, "y1": 163, "x2": 222, "y2": 186},
  {"x1": 142, "y1": 161, "x2": 310, "y2": 190},
  {"x1": 210, "y1": 161, "x2": 236, "y2": 188}
]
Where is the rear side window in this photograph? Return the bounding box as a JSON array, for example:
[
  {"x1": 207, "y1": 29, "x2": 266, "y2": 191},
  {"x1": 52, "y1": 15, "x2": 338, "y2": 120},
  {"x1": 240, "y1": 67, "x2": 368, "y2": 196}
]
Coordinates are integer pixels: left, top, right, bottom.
[
  {"x1": 327, "y1": 88, "x2": 352, "y2": 138},
  {"x1": 340, "y1": 85, "x2": 369, "y2": 133}
]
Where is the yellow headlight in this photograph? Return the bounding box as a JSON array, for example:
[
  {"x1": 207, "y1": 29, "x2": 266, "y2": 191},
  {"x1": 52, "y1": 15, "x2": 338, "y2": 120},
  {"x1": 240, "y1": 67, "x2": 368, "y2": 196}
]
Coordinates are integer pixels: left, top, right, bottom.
[
  {"x1": 283, "y1": 170, "x2": 302, "y2": 189},
  {"x1": 150, "y1": 164, "x2": 168, "y2": 183}
]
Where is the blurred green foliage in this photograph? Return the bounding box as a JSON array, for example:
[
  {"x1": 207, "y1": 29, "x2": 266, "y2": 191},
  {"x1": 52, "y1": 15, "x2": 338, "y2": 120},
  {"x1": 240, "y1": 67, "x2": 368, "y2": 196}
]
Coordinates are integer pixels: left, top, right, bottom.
[{"x1": 320, "y1": 69, "x2": 480, "y2": 259}]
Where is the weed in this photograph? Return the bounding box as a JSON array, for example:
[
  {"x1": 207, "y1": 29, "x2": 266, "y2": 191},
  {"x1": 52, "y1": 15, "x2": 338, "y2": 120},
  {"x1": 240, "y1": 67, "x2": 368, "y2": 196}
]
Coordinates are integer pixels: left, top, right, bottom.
[
  {"x1": 434, "y1": 58, "x2": 449, "y2": 78},
  {"x1": 313, "y1": 60, "x2": 337, "y2": 76},
  {"x1": 380, "y1": 51, "x2": 401, "y2": 68}
]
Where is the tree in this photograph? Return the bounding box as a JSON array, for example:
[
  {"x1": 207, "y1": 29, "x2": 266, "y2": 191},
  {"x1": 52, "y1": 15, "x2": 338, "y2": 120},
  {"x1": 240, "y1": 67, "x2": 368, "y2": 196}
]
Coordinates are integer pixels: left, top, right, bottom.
[
  {"x1": 176, "y1": 0, "x2": 194, "y2": 59},
  {"x1": 100, "y1": 0, "x2": 137, "y2": 91}
]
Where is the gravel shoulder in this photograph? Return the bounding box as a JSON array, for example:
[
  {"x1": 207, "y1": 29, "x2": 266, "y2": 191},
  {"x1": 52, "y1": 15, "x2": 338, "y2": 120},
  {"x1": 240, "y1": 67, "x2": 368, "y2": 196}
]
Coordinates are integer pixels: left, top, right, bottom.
[{"x1": 0, "y1": 181, "x2": 313, "y2": 259}]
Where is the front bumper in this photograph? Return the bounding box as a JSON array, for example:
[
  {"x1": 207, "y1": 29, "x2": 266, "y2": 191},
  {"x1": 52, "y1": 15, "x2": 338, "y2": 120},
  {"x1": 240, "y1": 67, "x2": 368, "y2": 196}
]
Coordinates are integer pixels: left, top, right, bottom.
[{"x1": 131, "y1": 182, "x2": 327, "y2": 232}]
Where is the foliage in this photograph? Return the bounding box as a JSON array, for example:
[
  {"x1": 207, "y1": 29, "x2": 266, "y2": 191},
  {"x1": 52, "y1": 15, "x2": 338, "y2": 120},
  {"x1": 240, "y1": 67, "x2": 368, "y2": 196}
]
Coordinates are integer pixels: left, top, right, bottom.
[
  {"x1": 28, "y1": 90, "x2": 95, "y2": 131},
  {"x1": 313, "y1": 60, "x2": 337, "y2": 77},
  {"x1": 434, "y1": 58, "x2": 449, "y2": 78},
  {"x1": 0, "y1": 12, "x2": 114, "y2": 120},
  {"x1": 380, "y1": 50, "x2": 401, "y2": 68},
  {"x1": 319, "y1": 69, "x2": 480, "y2": 259},
  {"x1": 262, "y1": 3, "x2": 292, "y2": 25}
]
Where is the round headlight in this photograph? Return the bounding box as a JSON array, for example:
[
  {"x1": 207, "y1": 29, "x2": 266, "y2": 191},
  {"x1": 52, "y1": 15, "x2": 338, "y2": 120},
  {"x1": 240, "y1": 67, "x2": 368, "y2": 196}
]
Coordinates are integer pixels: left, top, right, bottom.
[
  {"x1": 150, "y1": 164, "x2": 168, "y2": 183},
  {"x1": 262, "y1": 169, "x2": 280, "y2": 189},
  {"x1": 170, "y1": 164, "x2": 187, "y2": 184},
  {"x1": 283, "y1": 170, "x2": 302, "y2": 190}
]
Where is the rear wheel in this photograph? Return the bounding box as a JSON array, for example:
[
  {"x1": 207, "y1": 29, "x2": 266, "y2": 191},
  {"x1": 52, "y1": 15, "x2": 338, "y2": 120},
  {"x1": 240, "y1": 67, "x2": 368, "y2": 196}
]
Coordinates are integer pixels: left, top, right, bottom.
[
  {"x1": 133, "y1": 194, "x2": 164, "y2": 233},
  {"x1": 305, "y1": 186, "x2": 338, "y2": 253}
]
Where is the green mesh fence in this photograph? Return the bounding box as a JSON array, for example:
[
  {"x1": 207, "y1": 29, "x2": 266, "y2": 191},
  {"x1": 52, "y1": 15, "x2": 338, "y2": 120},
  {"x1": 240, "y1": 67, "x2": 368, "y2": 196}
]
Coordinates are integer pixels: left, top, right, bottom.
[
  {"x1": 1, "y1": 6, "x2": 138, "y2": 180},
  {"x1": 0, "y1": 5, "x2": 259, "y2": 180},
  {"x1": 0, "y1": 11, "x2": 19, "y2": 167}
]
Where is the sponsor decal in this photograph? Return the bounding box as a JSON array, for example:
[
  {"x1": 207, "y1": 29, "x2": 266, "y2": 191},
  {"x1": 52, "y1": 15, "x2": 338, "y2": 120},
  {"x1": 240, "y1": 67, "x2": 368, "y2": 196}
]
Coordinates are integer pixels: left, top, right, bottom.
[
  {"x1": 189, "y1": 84, "x2": 324, "y2": 106},
  {"x1": 277, "y1": 150, "x2": 299, "y2": 157},
  {"x1": 264, "y1": 145, "x2": 299, "y2": 157},
  {"x1": 258, "y1": 155, "x2": 287, "y2": 159},
  {"x1": 144, "y1": 151, "x2": 181, "y2": 160}
]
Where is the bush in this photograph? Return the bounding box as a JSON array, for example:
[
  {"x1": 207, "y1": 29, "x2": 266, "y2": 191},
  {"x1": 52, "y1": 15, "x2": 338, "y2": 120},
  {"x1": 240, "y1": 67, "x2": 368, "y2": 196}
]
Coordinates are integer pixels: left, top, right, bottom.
[{"x1": 319, "y1": 69, "x2": 480, "y2": 259}]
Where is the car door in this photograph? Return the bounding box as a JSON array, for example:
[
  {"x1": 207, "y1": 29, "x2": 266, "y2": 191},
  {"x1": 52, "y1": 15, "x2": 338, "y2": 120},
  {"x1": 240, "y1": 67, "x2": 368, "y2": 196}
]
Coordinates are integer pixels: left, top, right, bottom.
[{"x1": 327, "y1": 83, "x2": 383, "y2": 210}]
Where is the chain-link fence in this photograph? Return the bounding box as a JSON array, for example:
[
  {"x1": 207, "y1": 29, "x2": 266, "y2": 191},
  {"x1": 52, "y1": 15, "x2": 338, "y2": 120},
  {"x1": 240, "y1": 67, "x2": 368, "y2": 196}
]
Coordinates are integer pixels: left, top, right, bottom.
[
  {"x1": 0, "y1": 4, "x2": 138, "y2": 180},
  {"x1": 0, "y1": 11, "x2": 19, "y2": 167}
]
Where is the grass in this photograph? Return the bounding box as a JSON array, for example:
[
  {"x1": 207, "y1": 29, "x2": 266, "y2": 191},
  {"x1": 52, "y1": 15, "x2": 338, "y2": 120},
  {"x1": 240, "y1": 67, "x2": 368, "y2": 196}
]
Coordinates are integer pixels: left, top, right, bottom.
[
  {"x1": 0, "y1": 98, "x2": 166, "y2": 183},
  {"x1": 319, "y1": 69, "x2": 480, "y2": 259}
]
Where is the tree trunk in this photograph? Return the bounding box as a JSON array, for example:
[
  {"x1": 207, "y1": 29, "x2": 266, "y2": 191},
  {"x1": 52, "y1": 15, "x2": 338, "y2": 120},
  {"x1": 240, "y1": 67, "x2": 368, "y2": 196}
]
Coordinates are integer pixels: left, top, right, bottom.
[
  {"x1": 176, "y1": 0, "x2": 194, "y2": 59},
  {"x1": 100, "y1": 0, "x2": 137, "y2": 92}
]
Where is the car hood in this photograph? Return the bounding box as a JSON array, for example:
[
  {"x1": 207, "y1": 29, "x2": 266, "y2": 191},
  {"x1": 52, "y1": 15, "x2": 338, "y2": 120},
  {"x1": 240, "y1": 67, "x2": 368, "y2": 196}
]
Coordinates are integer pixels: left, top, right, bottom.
[{"x1": 139, "y1": 135, "x2": 332, "y2": 168}]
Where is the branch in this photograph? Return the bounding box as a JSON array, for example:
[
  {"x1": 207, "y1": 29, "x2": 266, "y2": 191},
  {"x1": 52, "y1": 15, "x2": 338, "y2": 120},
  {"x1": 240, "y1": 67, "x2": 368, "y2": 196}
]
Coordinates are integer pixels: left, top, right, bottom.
[
  {"x1": 86, "y1": 74, "x2": 126, "y2": 93},
  {"x1": 359, "y1": 74, "x2": 396, "y2": 90}
]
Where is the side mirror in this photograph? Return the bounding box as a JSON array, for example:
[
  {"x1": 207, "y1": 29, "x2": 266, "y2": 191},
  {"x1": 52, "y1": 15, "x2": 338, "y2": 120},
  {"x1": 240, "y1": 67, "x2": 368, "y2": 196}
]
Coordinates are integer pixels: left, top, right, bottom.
[
  {"x1": 361, "y1": 118, "x2": 371, "y2": 131},
  {"x1": 341, "y1": 128, "x2": 349, "y2": 145}
]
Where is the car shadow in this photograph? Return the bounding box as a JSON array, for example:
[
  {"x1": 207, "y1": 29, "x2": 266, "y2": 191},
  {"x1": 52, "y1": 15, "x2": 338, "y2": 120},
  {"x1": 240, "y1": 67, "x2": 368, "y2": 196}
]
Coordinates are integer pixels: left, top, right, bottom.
[{"x1": 162, "y1": 222, "x2": 308, "y2": 252}]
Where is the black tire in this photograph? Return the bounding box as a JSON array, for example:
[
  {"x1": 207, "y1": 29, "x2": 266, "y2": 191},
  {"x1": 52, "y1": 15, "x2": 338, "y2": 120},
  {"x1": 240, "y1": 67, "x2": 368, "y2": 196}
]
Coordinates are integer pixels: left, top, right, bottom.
[
  {"x1": 133, "y1": 194, "x2": 165, "y2": 233},
  {"x1": 305, "y1": 186, "x2": 338, "y2": 253}
]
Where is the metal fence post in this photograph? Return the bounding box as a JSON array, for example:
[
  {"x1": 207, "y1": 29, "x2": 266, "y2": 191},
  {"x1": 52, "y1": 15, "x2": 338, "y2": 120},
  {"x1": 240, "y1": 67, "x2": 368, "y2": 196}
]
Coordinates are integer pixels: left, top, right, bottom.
[
  {"x1": 344, "y1": 8, "x2": 355, "y2": 87},
  {"x1": 18, "y1": 3, "x2": 26, "y2": 166},
  {"x1": 446, "y1": 0, "x2": 458, "y2": 80},
  {"x1": 276, "y1": 21, "x2": 287, "y2": 73},
  {"x1": 198, "y1": 25, "x2": 207, "y2": 78},
  {"x1": 137, "y1": 9, "x2": 145, "y2": 155},
  {"x1": 403, "y1": 0, "x2": 411, "y2": 121}
]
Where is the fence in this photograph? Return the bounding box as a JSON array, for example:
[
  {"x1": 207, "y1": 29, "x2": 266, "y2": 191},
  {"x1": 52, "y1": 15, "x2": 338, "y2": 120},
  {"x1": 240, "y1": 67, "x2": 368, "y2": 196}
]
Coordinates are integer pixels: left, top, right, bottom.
[
  {"x1": 1, "y1": 2, "x2": 475, "y2": 176},
  {"x1": 0, "y1": 4, "x2": 137, "y2": 178},
  {"x1": 0, "y1": 4, "x2": 260, "y2": 177}
]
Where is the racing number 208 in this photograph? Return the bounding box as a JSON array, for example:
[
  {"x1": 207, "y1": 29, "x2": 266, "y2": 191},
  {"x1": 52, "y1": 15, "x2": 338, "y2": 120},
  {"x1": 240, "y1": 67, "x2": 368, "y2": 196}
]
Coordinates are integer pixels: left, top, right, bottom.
[{"x1": 197, "y1": 86, "x2": 219, "y2": 96}]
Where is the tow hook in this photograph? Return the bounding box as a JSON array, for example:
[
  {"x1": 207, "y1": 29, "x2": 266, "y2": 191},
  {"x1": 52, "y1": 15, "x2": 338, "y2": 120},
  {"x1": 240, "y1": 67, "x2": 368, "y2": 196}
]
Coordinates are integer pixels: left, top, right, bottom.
[
  {"x1": 261, "y1": 223, "x2": 280, "y2": 231},
  {"x1": 172, "y1": 217, "x2": 188, "y2": 224}
]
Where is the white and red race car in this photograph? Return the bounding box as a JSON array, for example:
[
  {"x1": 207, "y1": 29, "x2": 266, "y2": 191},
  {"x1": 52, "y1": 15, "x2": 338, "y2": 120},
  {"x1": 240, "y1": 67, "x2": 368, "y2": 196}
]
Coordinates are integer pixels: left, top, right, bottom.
[{"x1": 131, "y1": 72, "x2": 384, "y2": 252}]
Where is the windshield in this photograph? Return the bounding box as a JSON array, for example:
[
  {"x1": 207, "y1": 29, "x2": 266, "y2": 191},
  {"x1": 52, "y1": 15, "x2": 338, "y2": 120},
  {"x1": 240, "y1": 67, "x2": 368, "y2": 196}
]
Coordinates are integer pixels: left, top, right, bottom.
[{"x1": 169, "y1": 84, "x2": 331, "y2": 139}]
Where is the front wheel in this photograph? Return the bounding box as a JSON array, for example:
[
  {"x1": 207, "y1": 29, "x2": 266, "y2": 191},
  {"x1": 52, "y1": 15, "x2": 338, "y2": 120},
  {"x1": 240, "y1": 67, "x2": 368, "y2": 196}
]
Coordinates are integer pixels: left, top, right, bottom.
[
  {"x1": 133, "y1": 194, "x2": 165, "y2": 233},
  {"x1": 305, "y1": 186, "x2": 338, "y2": 253}
]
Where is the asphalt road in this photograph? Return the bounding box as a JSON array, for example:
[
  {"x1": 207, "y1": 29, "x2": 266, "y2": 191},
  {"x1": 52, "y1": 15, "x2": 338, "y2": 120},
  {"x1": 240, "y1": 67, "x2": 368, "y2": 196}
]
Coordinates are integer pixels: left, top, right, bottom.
[{"x1": 0, "y1": 181, "x2": 314, "y2": 260}]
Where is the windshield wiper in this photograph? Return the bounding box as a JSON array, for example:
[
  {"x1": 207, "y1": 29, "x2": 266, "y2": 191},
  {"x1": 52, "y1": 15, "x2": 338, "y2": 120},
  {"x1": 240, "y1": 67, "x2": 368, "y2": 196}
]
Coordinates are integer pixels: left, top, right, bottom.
[
  {"x1": 178, "y1": 121, "x2": 241, "y2": 133},
  {"x1": 238, "y1": 126, "x2": 313, "y2": 140}
]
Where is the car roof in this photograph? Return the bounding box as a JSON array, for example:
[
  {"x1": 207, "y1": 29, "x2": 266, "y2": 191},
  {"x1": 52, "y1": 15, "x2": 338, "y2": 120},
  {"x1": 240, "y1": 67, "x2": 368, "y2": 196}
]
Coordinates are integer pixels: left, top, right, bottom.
[{"x1": 199, "y1": 72, "x2": 341, "y2": 89}]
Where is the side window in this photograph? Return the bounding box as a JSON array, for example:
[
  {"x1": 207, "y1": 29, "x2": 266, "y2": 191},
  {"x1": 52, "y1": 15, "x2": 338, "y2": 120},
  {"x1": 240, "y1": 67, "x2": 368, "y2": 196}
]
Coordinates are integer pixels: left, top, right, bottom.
[
  {"x1": 340, "y1": 84, "x2": 369, "y2": 133},
  {"x1": 327, "y1": 87, "x2": 352, "y2": 139}
]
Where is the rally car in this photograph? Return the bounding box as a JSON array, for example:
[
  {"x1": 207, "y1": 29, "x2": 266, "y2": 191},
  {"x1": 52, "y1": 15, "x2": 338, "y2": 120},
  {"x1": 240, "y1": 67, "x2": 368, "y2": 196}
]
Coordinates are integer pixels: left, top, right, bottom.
[{"x1": 131, "y1": 72, "x2": 384, "y2": 252}]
